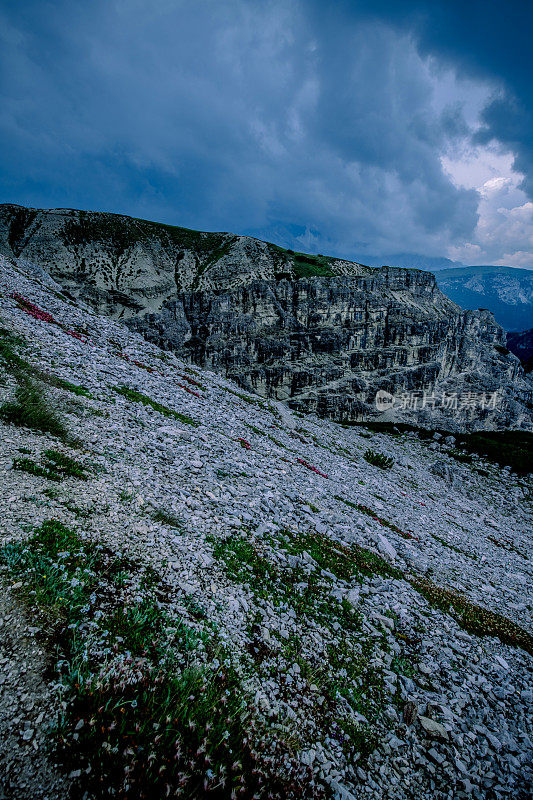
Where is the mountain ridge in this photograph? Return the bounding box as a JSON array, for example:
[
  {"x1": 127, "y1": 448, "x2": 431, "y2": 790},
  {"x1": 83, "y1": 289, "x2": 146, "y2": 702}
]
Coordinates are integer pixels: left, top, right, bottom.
[{"x1": 0, "y1": 204, "x2": 532, "y2": 432}]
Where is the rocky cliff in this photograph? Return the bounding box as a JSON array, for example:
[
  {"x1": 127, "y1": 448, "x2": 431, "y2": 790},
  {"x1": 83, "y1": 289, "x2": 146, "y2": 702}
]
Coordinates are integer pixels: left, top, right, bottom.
[{"x1": 0, "y1": 203, "x2": 531, "y2": 430}]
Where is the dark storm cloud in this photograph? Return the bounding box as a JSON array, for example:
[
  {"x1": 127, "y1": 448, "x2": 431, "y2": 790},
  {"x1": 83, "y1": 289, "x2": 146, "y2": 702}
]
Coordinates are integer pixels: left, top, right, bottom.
[
  {"x1": 323, "y1": 0, "x2": 533, "y2": 197},
  {"x1": 0, "y1": 0, "x2": 529, "y2": 262}
]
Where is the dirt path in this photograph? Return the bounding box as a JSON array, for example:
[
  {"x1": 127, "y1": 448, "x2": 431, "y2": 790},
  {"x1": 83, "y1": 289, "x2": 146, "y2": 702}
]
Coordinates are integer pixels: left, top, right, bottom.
[{"x1": 0, "y1": 586, "x2": 71, "y2": 800}]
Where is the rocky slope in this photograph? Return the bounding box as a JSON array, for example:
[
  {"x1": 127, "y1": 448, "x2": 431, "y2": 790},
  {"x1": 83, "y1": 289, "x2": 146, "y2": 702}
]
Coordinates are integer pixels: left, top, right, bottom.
[
  {"x1": 0, "y1": 205, "x2": 531, "y2": 432},
  {"x1": 437, "y1": 266, "x2": 533, "y2": 333},
  {"x1": 0, "y1": 254, "x2": 532, "y2": 800}
]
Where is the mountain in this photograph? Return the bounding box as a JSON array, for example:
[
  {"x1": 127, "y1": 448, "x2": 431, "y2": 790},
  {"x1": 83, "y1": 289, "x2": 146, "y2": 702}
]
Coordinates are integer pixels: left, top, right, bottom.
[
  {"x1": 507, "y1": 328, "x2": 533, "y2": 373},
  {"x1": 436, "y1": 266, "x2": 533, "y2": 332},
  {"x1": 0, "y1": 254, "x2": 532, "y2": 800},
  {"x1": 362, "y1": 253, "x2": 464, "y2": 271},
  {"x1": 0, "y1": 203, "x2": 532, "y2": 432}
]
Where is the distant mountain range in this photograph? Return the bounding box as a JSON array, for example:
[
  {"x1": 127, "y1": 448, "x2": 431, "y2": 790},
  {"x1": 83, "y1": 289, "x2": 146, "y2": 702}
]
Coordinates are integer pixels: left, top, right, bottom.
[
  {"x1": 434, "y1": 266, "x2": 533, "y2": 332},
  {"x1": 335, "y1": 255, "x2": 533, "y2": 333},
  {"x1": 363, "y1": 253, "x2": 464, "y2": 271}
]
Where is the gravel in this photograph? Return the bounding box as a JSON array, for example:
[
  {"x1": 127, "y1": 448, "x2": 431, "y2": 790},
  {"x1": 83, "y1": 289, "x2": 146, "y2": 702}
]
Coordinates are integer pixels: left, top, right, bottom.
[{"x1": 0, "y1": 254, "x2": 531, "y2": 800}]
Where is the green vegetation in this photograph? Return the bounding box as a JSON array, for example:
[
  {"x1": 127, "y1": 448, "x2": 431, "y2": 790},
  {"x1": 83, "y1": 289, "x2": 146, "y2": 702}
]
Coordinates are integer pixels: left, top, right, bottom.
[
  {"x1": 447, "y1": 448, "x2": 473, "y2": 464},
  {"x1": 212, "y1": 535, "x2": 276, "y2": 599},
  {"x1": 213, "y1": 532, "x2": 359, "y2": 634},
  {"x1": 0, "y1": 326, "x2": 84, "y2": 443},
  {"x1": 216, "y1": 528, "x2": 388, "y2": 759},
  {"x1": 280, "y1": 528, "x2": 400, "y2": 581},
  {"x1": 291, "y1": 252, "x2": 336, "y2": 279},
  {"x1": 1, "y1": 376, "x2": 69, "y2": 440},
  {"x1": 1, "y1": 325, "x2": 91, "y2": 397},
  {"x1": 215, "y1": 468, "x2": 248, "y2": 480},
  {"x1": 150, "y1": 508, "x2": 183, "y2": 529},
  {"x1": 113, "y1": 385, "x2": 199, "y2": 426},
  {"x1": 280, "y1": 635, "x2": 383, "y2": 758},
  {"x1": 494, "y1": 344, "x2": 510, "y2": 356},
  {"x1": 13, "y1": 457, "x2": 62, "y2": 482},
  {"x1": 191, "y1": 237, "x2": 236, "y2": 288},
  {"x1": 61, "y1": 211, "x2": 232, "y2": 261},
  {"x1": 350, "y1": 503, "x2": 413, "y2": 540},
  {"x1": 213, "y1": 528, "x2": 401, "y2": 607},
  {"x1": 390, "y1": 653, "x2": 416, "y2": 679},
  {"x1": 49, "y1": 376, "x2": 92, "y2": 397},
  {"x1": 0, "y1": 326, "x2": 29, "y2": 370},
  {"x1": 0, "y1": 520, "x2": 118, "y2": 616},
  {"x1": 431, "y1": 533, "x2": 477, "y2": 559},
  {"x1": 42, "y1": 449, "x2": 89, "y2": 479},
  {"x1": 342, "y1": 420, "x2": 532, "y2": 475},
  {"x1": 457, "y1": 431, "x2": 532, "y2": 475},
  {"x1": 1, "y1": 521, "x2": 322, "y2": 799},
  {"x1": 12, "y1": 449, "x2": 90, "y2": 482},
  {"x1": 245, "y1": 423, "x2": 265, "y2": 435},
  {"x1": 409, "y1": 575, "x2": 533, "y2": 654},
  {"x1": 363, "y1": 449, "x2": 394, "y2": 469},
  {"x1": 225, "y1": 386, "x2": 263, "y2": 406}
]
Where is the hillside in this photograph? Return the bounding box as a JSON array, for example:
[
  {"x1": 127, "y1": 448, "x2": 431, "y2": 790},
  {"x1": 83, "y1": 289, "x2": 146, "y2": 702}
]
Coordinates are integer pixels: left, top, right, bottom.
[
  {"x1": 0, "y1": 204, "x2": 371, "y2": 305},
  {"x1": 436, "y1": 266, "x2": 533, "y2": 332},
  {"x1": 0, "y1": 205, "x2": 532, "y2": 432},
  {"x1": 0, "y1": 254, "x2": 532, "y2": 800}
]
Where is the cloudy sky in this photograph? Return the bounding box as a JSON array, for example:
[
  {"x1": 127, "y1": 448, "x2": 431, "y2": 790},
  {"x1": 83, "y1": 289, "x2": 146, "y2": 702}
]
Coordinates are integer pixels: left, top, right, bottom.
[{"x1": 1, "y1": 0, "x2": 532, "y2": 267}]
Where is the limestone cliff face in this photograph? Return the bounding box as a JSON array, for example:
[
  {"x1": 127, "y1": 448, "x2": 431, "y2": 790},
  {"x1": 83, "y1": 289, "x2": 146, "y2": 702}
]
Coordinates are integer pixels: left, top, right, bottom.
[
  {"x1": 127, "y1": 276, "x2": 528, "y2": 428},
  {"x1": 1, "y1": 204, "x2": 531, "y2": 430},
  {"x1": 0, "y1": 204, "x2": 370, "y2": 316}
]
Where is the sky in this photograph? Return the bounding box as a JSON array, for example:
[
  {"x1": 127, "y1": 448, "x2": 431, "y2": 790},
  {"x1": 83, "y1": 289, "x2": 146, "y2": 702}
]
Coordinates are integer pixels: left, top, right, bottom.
[{"x1": 1, "y1": 0, "x2": 532, "y2": 267}]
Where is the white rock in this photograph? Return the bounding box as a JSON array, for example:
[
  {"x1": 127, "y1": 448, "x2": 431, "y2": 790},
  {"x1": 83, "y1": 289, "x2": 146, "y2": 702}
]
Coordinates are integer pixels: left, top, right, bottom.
[
  {"x1": 419, "y1": 716, "x2": 449, "y2": 740},
  {"x1": 377, "y1": 535, "x2": 397, "y2": 561}
]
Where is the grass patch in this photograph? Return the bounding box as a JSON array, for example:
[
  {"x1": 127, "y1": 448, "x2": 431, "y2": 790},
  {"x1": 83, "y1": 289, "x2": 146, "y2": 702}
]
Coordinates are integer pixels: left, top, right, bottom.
[
  {"x1": 42, "y1": 449, "x2": 89, "y2": 479},
  {"x1": 281, "y1": 635, "x2": 383, "y2": 759},
  {"x1": 0, "y1": 520, "x2": 109, "y2": 617},
  {"x1": 431, "y1": 533, "x2": 476, "y2": 560},
  {"x1": 1, "y1": 520, "x2": 324, "y2": 799},
  {"x1": 113, "y1": 385, "x2": 199, "y2": 426},
  {"x1": 212, "y1": 536, "x2": 277, "y2": 598},
  {"x1": 221, "y1": 526, "x2": 401, "y2": 589},
  {"x1": 13, "y1": 457, "x2": 62, "y2": 482},
  {"x1": 279, "y1": 528, "x2": 403, "y2": 583},
  {"x1": 0, "y1": 328, "x2": 76, "y2": 443},
  {"x1": 12, "y1": 449, "x2": 90, "y2": 482},
  {"x1": 211, "y1": 532, "x2": 363, "y2": 632},
  {"x1": 335, "y1": 497, "x2": 414, "y2": 540},
  {"x1": 0, "y1": 376, "x2": 70, "y2": 441},
  {"x1": 447, "y1": 448, "x2": 473, "y2": 464},
  {"x1": 150, "y1": 508, "x2": 183, "y2": 529},
  {"x1": 409, "y1": 575, "x2": 533, "y2": 655},
  {"x1": 0, "y1": 326, "x2": 91, "y2": 398},
  {"x1": 457, "y1": 431, "x2": 533, "y2": 475},
  {"x1": 225, "y1": 386, "x2": 263, "y2": 406},
  {"x1": 0, "y1": 326, "x2": 29, "y2": 370},
  {"x1": 355, "y1": 504, "x2": 414, "y2": 540},
  {"x1": 245, "y1": 423, "x2": 265, "y2": 436},
  {"x1": 49, "y1": 376, "x2": 92, "y2": 397},
  {"x1": 363, "y1": 449, "x2": 394, "y2": 469},
  {"x1": 215, "y1": 468, "x2": 248, "y2": 480},
  {"x1": 291, "y1": 252, "x2": 335, "y2": 279}
]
